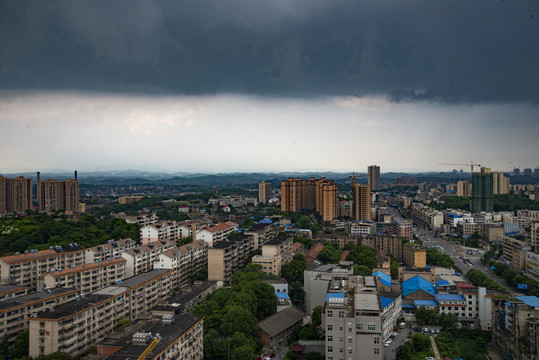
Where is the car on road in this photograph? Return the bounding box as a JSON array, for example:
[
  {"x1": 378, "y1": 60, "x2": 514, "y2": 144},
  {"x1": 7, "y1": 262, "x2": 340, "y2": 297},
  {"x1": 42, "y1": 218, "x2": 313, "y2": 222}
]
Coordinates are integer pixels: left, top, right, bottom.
[
  {"x1": 423, "y1": 328, "x2": 429, "y2": 333},
  {"x1": 393, "y1": 331, "x2": 399, "y2": 337},
  {"x1": 384, "y1": 342, "x2": 390, "y2": 347}
]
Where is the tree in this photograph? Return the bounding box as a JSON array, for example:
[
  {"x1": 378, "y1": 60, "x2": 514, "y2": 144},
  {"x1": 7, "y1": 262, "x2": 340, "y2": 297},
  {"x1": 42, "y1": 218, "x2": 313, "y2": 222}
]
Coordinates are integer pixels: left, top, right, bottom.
[
  {"x1": 396, "y1": 342, "x2": 414, "y2": 360},
  {"x1": 312, "y1": 306, "x2": 323, "y2": 327},
  {"x1": 12, "y1": 329, "x2": 29, "y2": 359},
  {"x1": 318, "y1": 245, "x2": 340, "y2": 264},
  {"x1": 232, "y1": 344, "x2": 256, "y2": 360},
  {"x1": 412, "y1": 332, "x2": 431, "y2": 352},
  {"x1": 220, "y1": 305, "x2": 258, "y2": 337},
  {"x1": 354, "y1": 265, "x2": 372, "y2": 276},
  {"x1": 440, "y1": 313, "x2": 458, "y2": 330},
  {"x1": 282, "y1": 258, "x2": 307, "y2": 284},
  {"x1": 305, "y1": 352, "x2": 325, "y2": 360}
]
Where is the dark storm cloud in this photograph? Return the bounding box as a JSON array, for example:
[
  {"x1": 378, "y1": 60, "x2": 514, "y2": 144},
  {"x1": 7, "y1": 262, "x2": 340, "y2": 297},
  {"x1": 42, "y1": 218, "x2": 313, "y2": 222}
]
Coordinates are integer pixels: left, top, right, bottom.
[{"x1": 1, "y1": 0, "x2": 538, "y2": 103}]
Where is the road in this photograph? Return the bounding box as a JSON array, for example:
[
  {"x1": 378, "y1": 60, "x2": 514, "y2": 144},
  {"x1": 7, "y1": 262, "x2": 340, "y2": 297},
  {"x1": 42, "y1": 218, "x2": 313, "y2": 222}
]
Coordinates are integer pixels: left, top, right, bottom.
[
  {"x1": 413, "y1": 227, "x2": 518, "y2": 296},
  {"x1": 384, "y1": 327, "x2": 410, "y2": 360}
]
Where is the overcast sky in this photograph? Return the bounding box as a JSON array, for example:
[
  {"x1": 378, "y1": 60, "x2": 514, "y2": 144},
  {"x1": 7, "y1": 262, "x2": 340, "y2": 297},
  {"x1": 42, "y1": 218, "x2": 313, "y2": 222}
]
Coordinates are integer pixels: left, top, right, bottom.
[{"x1": 1, "y1": 1, "x2": 538, "y2": 174}]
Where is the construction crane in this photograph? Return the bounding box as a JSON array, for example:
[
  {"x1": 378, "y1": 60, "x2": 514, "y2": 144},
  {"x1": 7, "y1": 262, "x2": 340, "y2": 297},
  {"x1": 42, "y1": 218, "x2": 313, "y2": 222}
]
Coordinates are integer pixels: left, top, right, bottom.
[
  {"x1": 137, "y1": 335, "x2": 161, "y2": 360},
  {"x1": 350, "y1": 172, "x2": 368, "y2": 187},
  {"x1": 438, "y1": 162, "x2": 481, "y2": 173}
]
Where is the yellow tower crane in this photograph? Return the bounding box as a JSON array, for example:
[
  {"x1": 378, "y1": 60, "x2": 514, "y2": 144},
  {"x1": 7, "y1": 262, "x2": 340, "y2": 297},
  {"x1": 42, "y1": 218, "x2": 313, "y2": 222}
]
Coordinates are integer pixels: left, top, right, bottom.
[
  {"x1": 137, "y1": 335, "x2": 161, "y2": 360},
  {"x1": 350, "y1": 172, "x2": 368, "y2": 187},
  {"x1": 438, "y1": 162, "x2": 481, "y2": 173}
]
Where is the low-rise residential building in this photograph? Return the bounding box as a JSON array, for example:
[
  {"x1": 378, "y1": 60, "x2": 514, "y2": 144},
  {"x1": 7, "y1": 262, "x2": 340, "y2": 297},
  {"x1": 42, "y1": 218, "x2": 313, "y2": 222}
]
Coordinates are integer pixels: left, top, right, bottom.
[
  {"x1": 85, "y1": 238, "x2": 137, "y2": 264},
  {"x1": 140, "y1": 221, "x2": 181, "y2": 245},
  {"x1": 208, "y1": 235, "x2": 255, "y2": 282},
  {"x1": 39, "y1": 258, "x2": 127, "y2": 293},
  {"x1": 28, "y1": 269, "x2": 175, "y2": 357},
  {"x1": 0, "y1": 284, "x2": 28, "y2": 301},
  {"x1": 503, "y1": 236, "x2": 529, "y2": 272},
  {"x1": 97, "y1": 314, "x2": 204, "y2": 360},
  {"x1": 195, "y1": 221, "x2": 239, "y2": 247},
  {"x1": 156, "y1": 240, "x2": 208, "y2": 286},
  {"x1": 0, "y1": 244, "x2": 85, "y2": 290},
  {"x1": 243, "y1": 223, "x2": 276, "y2": 249},
  {"x1": 380, "y1": 291, "x2": 402, "y2": 340},
  {"x1": 0, "y1": 287, "x2": 78, "y2": 343},
  {"x1": 122, "y1": 240, "x2": 176, "y2": 278},
  {"x1": 350, "y1": 221, "x2": 375, "y2": 236},
  {"x1": 435, "y1": 294, "x2": 467, "y2": 317},
  {"x1": 152, "y1": 281, "x2": 217, "y2": 316},
  {"x1": 252, "y1": 255, "x2": 282, "y2": 276},
  {"x1": 391, "y1": 219, "x2": 413, "y2": 239}
]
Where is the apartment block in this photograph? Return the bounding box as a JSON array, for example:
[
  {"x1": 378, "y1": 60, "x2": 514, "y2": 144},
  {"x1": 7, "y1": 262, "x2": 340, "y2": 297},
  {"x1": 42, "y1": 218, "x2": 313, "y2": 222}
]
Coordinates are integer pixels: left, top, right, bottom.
[
  {"x1": 403, "y1": 244, "x2": 427, "y2": 269},
  {"x1": 261, "y1": 236, "x2": 293, "y2": 264},
  {"x1": 492, "y1": 296, "x2": 539, "y2": 360},
  {"x1": 281, "y1": 178, "x2": 337, "y2": 222},
  {"x1": 124, "y1": 213, "x2": 159, "y2": 227},
  {"x1": 140, "y1": 221, "x2": 181, "y2": 245},
  {"x1": 492, "y1": 171, "x2": 510, "y2": 195},
  {"x1": 0, "y1": 288, "x2": 78, "y2": 343},
  {"x1": 122, "y1": 240, "x2": 176, "y2": 278},
  {"x1": 412, "y1": 203, "x2": 444, "y2": 229},
  {"x1": 208, "y1": 234, "x2": 255, "y2": 282},
  {"x1": 97, "y1": 314, "x2": 204, "y2": 360},
  {"x1": 350, "y1": 221, "x2": 375, "y2": 236},
  {"x1": 0, "y1": 244, "x2": 85, "y2": 290},
  {"x1": 471, "y1": 168, "x2": 494, "y2": 213},
  {"x1": 0, "y1": 175, "x2": 33, "y2": 215},
  {"x1": 252, "y1": 255, "x2": 282, "y2": 276},
  {"x1": 259, "y1": 181, "x2": 272, "y2": 203},
  {"x1": 360, "y1": 235, "x2": 404, "y2": 262},
  {"x1": 456, "y1": 180, "x2": 469, "y2": 198},
  {"x1": 352, "y1": 184, "x2": 371, "y2": 221},
  {"x1": 323, "y1": 275, "x2": 384, "y2": 360},
  {"x1": 157, "y1": 240, "x2": 208, "y2": 286},
  {"x1": 37, "y1": 171, "x2": 79, "y2": 212},
  {"x1": 195, "y1": 221, "x2": 239, "y2": 247},
  {"x1": 85, "y1": 238, "x2": 137, "y2": 264},
  {"x1": 28, "y1": 269, "x2": 175, "y2": 357},
  {"x1": 39, "y1": 258, "x2": 127, "y2": 293},
  {"x1": 503, "y1": 236, "x2": 528, "y2": 272},
  {"x1": 243, "y1": 223, "x2": 276, "y2": 249}
]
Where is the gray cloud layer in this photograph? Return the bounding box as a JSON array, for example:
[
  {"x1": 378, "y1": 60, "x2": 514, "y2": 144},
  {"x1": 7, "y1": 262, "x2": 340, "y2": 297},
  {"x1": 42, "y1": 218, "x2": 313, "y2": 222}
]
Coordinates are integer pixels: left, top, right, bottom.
[{"x1": 1, "y1": 0, "x2": 538, "y2": 103}]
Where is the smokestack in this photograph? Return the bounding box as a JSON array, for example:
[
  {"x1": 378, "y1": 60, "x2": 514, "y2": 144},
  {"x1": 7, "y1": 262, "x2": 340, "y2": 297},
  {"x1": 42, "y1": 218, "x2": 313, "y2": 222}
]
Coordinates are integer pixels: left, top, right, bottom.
[{"x1": 74, "y1": 171, "x2": 77, "y2": 180}]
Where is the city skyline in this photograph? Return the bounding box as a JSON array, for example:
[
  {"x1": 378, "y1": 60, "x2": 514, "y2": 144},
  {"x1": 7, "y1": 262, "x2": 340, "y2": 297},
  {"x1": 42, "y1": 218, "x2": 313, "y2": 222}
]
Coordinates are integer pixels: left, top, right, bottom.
[{"x1": 1, "y1": 1, "x2": 538, "y2": 174}]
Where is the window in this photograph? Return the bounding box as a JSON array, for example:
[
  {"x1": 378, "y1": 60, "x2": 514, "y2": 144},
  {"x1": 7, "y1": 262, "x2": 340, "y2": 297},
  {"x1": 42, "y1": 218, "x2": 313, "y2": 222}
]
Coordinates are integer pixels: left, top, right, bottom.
[
  {"x1": 441, "y1": 306, "x2": 445, "y2": 310},
  {"x1": 339, "y1": 348, "x2": 344, "y2": 353},
  {"x1": 339, "y1": 326, "x2": 344, "y2": 332},
  {"x1": 348, "y1": 348, "x2": 353, "y2": 354},
  {"x1": 327, "y1": 311, "x2": 333, "y2": 318},
  {"x1": 368, "y1": 324, "x2": 375, "y2": 331},
  {"x1": 339, "y1": 337, "x2": 344, "y2": 343},
  {"x1": 328, "y1": 336, "x2": 333, "y2": 341},
  {"x1": 348, "y1": 337, "x2": 352, "y2": 343},
  {"x1": 468, "y1": 301, "x2": 472, "y2": 305},
  {"x1": 349, "y1": 327, "x2": 352, "y2": 332},
  {"x1": 374, "y1": 349, "x2": 380, "y2": 355},
  {"x1": 448, "y1": 306, "x2": 452, "y2": 311},
  {"x1": 356, "y1": 324, "x2": 363, "y2": 331},
  {"x1": 328, "y1": 346, "x2": 333, "y2": 353},
  {"x1": 374, "y1": 338, "x2": 380, "y2": 344},
  {"x1": 327, "y1": 325, "x2": 333, "y2": 331},
  {"x1": 468, "y1": 307, "x2": 472, "y2": 311},
  {"x1": 339, "y1": 311, "x2": 345, "y2": 318}
]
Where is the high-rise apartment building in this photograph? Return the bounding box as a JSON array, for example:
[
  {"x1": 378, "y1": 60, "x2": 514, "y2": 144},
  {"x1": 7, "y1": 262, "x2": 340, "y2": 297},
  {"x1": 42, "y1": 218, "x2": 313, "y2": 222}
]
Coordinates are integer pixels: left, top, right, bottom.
[
  {"x1": 368, "y1": 165, "x2": 381, "y2": 191},
  {"x1": 0, "y1": 176, "x2": 33, "y2": 215},
  {"x1": 37, "y1": 171, "x2": 79, "y2": 212},
  {"x1": 456, "y1": 180, "x2": 469, "y2": 198},
  {"x1": 471, "y1": 167, "x2": 493, "y2": 213},
  {"x1": 513, "y1": 168, "x2": 520, "y2": 176},
  {"x1": 259, "y1": 181, "x2": 272, "y2": 203},
  {"x1": 281, "y1": 178, "x2": 337, "y2": 221},
  {"x1": 353, "y1": 184, "x2": 371, "y2": 221},
  {"x1": 492, "y1": 171, "x2": 510, "y2": 195}
]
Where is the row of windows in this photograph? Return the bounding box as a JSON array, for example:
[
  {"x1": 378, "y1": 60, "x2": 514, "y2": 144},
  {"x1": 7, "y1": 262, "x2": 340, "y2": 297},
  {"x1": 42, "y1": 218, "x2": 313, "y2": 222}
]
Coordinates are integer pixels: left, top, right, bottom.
[{"x1": 327, "y1": 348, "x2": 379, "y2": 355}]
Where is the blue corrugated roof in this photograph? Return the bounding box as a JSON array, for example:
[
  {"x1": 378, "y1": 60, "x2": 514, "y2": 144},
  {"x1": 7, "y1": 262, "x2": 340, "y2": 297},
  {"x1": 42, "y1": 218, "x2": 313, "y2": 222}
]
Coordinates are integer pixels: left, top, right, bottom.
[
  {"x1": 402, "y1": 276, "x2": 436, "y2": 297},
  {"x1": 372, "y1": 271, "x2": 392, "y2": 287},
  {"x1": 259, "y1": 218, "x2": 273, "y2": 224},
  {"x1": 414, "y1": 299, "x2": 438, "y2": 307},
  {"x1": 276, "y1": 292, "x2": 290, "y2": 300},
  {"x1": 325, "y1": 292, "x2": 345, "y2": 302},
  {"x1": 381, "y1": 296, "x2": 395, "y2": 309},
  {"x1": 516, "y1": 296, "x2": 539, "y2": 308},
  {"x1": 402, "y1": 303, "x2": 416, "y2": 309},
  {"x1": 436, "y1": 280, "x2": 450, "y2": 286},
  {"x1": 435, "y1": 294, "x2": 465, "y2": 302}
]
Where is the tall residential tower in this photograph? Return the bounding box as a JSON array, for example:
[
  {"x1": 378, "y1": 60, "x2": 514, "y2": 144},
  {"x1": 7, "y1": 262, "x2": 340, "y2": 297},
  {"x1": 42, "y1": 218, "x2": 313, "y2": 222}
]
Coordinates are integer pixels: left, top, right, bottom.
[
  {"x1": 368, "y1": 165, "x2": 380, "y2": 191},
  {"x1": 37, "y1": 171, "x2": 80, "y2": 212}
]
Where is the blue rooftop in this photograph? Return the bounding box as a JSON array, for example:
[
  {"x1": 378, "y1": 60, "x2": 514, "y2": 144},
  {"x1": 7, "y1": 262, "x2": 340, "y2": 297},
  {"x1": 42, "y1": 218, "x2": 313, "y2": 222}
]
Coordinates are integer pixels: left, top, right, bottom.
[
  {"x1": 402, "y1": 303, "x2": 416, "y2": 309},
  {"x1": 372, "y1": 271, "x2": 392, "y2": 287},
  {"x1": 276, "y1": 292, "x2": 290, "y2": 300},
  {"x1": 516, "y1": 296, "x2": 539, "y2": 308},
  {"x1": 436, "y1": 280, "x2": 450, "y2": 286},
  {"x1": 402, "y1": 276, "x2": 436, "y2": 297},
  {"x1": 435, "y1": 294, "x2": 465, "y2": 302},
  {"x1": 381, "y1": 296, "x2": 396, "y2": 309},
  {"x1": 259, "y1": 218, "x2": 273, "y2": 224},
  {"x1": 325, "y1": 292, "x2": 345, "y2": 302},
  {"x1": 414, "y1": 299, "x2": 438, "y2": 307}
]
